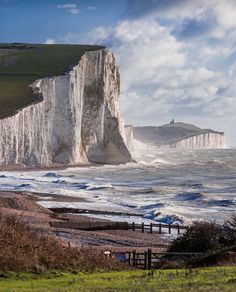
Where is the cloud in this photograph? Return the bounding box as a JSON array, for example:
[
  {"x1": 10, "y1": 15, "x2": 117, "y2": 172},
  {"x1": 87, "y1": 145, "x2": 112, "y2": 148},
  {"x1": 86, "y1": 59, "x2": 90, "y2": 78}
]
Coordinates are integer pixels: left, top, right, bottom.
[
  {"x1": 60, "y1": 1, "x2": 236, "y2": 144},
  {"x1": 44, "y1": 38, "x2": 55, "y2": 45},
  {"x1": 57, "y1": 3, "x2": 80, "y2": 14},
  {"x1": 86, "y1": 6, "x2": 96, "y2": 11},
  {"x1": 126, "y1": 0, "x2": 236, "y2": 40},
  {"x1": 125, "y1": 0, "x2": 213, "y2": 20},
  {"x1": 57, "y1": 4, "x2": 77, "y2": 9},
  {"x1": 62, "y1": 26, "x2": 113, "y2": 45}
]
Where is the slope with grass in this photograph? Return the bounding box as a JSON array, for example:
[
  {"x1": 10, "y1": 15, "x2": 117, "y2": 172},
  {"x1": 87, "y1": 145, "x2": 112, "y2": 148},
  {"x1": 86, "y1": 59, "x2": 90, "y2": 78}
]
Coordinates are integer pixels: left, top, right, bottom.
[
  {"x1": 0, "y1": 44, "x2": 132, "y2": 167},
  {"x1": 0, "y1": 43, "x2": 104, "y2": 118}
]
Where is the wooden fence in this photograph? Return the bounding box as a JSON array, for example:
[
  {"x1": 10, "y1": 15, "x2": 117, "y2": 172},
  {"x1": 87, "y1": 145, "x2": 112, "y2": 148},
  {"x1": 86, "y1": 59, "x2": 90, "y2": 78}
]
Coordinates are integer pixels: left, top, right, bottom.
[
  {"x1": 49, "y1": 220, "x2": 187, "y2": 234},
  {"x1": 110, "y1": 249, "x2": 204, "y2": 270},
  {"x1": 128, "y1": 222, "x2": 187, "y2": 235}
]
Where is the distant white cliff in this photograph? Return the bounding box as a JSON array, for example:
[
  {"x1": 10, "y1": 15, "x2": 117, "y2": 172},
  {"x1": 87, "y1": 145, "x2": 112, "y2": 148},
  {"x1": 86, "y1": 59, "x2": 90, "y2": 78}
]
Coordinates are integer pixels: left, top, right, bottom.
[
  {"x1": 0, "y1": 49, "x2": 132, "y2": 167},
  {"x1": 125, "y1": 122, "x2": 225, "y2": 151}
]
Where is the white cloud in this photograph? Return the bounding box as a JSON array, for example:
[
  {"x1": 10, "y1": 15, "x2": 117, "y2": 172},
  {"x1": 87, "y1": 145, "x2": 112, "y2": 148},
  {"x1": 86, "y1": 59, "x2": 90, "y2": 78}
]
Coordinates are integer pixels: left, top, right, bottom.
[
  {"x1": 62, "y1": 27, "x2": 112, "y2": 44},
  {"x1": 213, "y1": 1, "x2": 236, "y2": 30},
  {"x1": 57, "y1": 3, "x2": 80, "y2": 14},
  {"x1": 57, "y1": 4, "x2": 77, "y2": 9},
  {"x1": 60, "y1": 1, "x2": 236, "y2": 144},
  {"x1": 86, "y1": 6, "x2": 96, "y2": 11},
  {"x1": 44, "y1": 38, "x2": 55, "y2": 45},
  {"x1": 69, "y1": 8, "x2": 80, "y2": 14}
]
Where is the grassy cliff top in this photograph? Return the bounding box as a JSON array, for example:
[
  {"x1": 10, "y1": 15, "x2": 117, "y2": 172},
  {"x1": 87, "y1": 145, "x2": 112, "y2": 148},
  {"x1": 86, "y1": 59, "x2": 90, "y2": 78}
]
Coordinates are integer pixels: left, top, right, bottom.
[
  {"x1": 134, "y1": 122, "x2": 224, "y2": 145},
  {"x1": 0, "y1": 43, "x2": 104, "y2": 118}
]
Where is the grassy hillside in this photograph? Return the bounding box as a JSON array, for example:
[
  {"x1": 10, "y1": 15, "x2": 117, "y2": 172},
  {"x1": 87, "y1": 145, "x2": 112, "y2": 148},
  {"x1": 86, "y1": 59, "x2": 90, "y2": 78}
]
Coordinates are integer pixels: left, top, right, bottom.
[
  {"x1": 0, "y1": 43, "x2": 104, "y2": 118},
  {"x1": 0, "y1": 267, "x2": 236, "y2": 291},
  {"x1": 134, "y1": 122, "x2": 224, "y2": 145}
]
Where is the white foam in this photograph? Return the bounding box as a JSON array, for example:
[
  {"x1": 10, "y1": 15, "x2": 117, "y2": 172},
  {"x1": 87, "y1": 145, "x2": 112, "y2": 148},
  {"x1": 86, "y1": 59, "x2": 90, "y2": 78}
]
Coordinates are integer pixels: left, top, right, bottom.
[{"x1": 0, "y1": 149, "x2": 235, "y2": 224}]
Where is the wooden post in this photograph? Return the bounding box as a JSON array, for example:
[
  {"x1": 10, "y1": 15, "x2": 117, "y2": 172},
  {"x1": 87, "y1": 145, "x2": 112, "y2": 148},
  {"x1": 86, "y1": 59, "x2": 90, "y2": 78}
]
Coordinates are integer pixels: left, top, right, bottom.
[
  {"x1": 132, "y1": 250, "x2": 136, "y2": 267},
  {"x1": 177, "y1": 224, "x2": 180, "y2": 235},
  {"x1": 128, "y1": 252, "x2": 131, "y2": 265},
  {"x1": 159, "y1": 223, "x2": 162, "y2": 234},
  {"x1": 144, "y1": 251, "x2": 147, "y2": 270},
  {"x1": 132, "y1": 222, "x2": 135, "y2": 231},
  {"x1": 142, "y1": 222, "x2": 144, "y2": 233},
  {"x1": 169, "y1": 224, "x2": 171, "y2": 234},
  {"x1": 150, "y1": 223, "x2": 153, "y2": 234},
  {"x1": 147, "y1": 249, "x2": 152, "y2": 270}
]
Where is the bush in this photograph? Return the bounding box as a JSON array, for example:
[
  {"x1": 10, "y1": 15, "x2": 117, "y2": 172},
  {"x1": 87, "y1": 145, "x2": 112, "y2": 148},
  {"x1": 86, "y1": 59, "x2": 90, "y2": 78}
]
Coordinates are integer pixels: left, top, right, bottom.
[
  {"x1": 221, "y1": 214, "x2": 236, "y2": 245},
  {"x1": 0, "y1": 213, "x2": 119, "y2": 272},
  {"x1": 168, "y1": 221, "x2": 223, "y2": 253},
  {"x1": 165, "y1": 219, "x2": 236, "y2": 268}
]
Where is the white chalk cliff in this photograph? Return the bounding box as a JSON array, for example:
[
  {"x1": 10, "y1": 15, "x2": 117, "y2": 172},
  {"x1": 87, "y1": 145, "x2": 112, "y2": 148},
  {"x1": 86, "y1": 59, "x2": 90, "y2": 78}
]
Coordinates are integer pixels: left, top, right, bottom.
[
  {"x1": 125, "y1": 122, "x2": 225, "y2": 151},
  {"x1": 0, "y1": 49, "x2": 132, "y2": 167}
]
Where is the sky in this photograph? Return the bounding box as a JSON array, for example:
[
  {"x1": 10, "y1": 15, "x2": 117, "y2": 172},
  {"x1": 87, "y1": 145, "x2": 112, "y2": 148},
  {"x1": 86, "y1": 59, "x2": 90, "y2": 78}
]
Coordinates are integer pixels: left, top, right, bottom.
[{"x1": 1, "y1": 0, "x2": 236, "y2": 145}]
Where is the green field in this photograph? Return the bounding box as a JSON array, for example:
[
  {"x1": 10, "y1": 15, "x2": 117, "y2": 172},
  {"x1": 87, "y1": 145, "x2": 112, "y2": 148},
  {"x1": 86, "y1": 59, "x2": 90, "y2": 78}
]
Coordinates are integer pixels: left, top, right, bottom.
[
  {"x1": 0, "y1": 267, "x2": 235, "y2": 291},
  {"x1": 0, "y1": 43, "x2": 104, "y2": 118}
]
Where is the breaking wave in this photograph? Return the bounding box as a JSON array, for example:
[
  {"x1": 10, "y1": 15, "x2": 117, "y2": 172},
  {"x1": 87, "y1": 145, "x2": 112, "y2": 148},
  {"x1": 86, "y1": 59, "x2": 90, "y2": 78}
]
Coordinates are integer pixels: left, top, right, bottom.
[{"x1": 0, "y1": 149, "x2": 236, "y2": 224}]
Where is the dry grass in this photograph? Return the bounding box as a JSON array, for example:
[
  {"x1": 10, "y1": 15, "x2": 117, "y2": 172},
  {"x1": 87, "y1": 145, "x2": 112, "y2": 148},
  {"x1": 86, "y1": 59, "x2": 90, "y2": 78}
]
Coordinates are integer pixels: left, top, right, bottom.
[{"x1": 0, "y1": 212, "x2": 119, "y2": 272}]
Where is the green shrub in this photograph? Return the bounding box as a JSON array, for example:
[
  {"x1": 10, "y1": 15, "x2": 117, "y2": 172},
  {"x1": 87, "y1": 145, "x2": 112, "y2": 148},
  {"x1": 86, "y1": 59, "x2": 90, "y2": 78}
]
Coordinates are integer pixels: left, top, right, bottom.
[
  {"x1": 168, "y1": 221, "x2": 223, "y2": 253},
  {"x1": 222, "y1": 214, "x2": 236, "y2": 245}
]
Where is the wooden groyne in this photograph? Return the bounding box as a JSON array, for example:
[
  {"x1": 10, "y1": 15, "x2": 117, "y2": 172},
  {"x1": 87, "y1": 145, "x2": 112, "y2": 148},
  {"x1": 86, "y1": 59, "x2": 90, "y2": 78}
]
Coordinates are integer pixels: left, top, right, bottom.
[
  {"x1": 49, "y1": 220, "x2": 187, "y2": 234},
  {"x1": 50, "y1": 221, "x2": 129, "y2": 231},
  {"x1": 128, "y1": 222, "x2": 187, "y2": 235}
]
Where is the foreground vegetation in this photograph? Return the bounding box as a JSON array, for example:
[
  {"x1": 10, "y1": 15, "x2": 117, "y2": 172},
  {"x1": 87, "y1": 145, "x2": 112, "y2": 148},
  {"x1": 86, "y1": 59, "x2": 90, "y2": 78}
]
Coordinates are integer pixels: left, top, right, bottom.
[
  {"x1": 0, "y1": 266, "x2": 235, "y2": 291},
  {"x1": 0, "y1": 43, "x2": 104, "y2": 118},
  {"x1": 0, "y1": 213, "x2": 116, "y2": 271},
  {"x1": 0, "y1": 204, "x2": 235, "y2": 290}
]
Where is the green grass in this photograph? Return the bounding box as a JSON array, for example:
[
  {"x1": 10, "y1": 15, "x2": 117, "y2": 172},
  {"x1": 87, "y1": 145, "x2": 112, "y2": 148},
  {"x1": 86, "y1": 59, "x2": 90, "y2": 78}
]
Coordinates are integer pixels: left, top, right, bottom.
[
  {"x1": 0, "y1": 43, "x2": 104, "y2": 118},
  {"x1": 0, "y1": 266, "x2": 235, "y2": 291}
]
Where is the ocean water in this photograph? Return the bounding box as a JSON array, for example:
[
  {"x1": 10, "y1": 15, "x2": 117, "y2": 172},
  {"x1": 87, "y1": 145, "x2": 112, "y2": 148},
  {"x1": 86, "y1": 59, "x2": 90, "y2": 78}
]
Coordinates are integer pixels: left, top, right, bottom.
[{"x1": 0, "y1": 149, "x2": 235, "y2": 225}]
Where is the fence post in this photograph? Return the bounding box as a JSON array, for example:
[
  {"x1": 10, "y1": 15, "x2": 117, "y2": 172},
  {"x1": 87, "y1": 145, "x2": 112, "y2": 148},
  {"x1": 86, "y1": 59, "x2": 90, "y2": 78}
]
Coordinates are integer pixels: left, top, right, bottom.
[
  {"x1": 128, "y1": 252, "x2": 131, "y2": 265},
  {"x1": 144, "y1": 251, "x2": 147, "y2": 270},
  {"x1": 132, "y1": 250, "x2": 136, "y2": 267},
  {"x1": 169, "y1": 224, "x2": 171, "y2": 234},
  {"x1": 147, "y1": 249, "x2": 152, "y2": 270},
  {"x1": 132, "y1": 222, "x2": 135, "y2": 231},
  {"x1": 159, "y1": 223, "x2": 162, "y2": 234},
  {"x1": 142, "y1": 222, "x2": 144, "y2": 233},
  {"x1": 150, "y1": 223, "x2": 153, "y2": 234}
]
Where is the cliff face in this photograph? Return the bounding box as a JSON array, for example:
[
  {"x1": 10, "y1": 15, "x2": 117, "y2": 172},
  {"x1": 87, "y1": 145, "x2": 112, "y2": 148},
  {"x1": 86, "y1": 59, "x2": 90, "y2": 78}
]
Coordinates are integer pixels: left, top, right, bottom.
[
  {"x1": 173, "y1": 133, "x2": 225, "y2": 149},
  {"x1": 0, "y1": 49, "x2": 132, "y2": 167},
  {"x1": 126, "y1": 123, "x2": 225, "y2": 151},
  {"x1": 133, "y1": 133, "x2": 225, "y2": 150}
]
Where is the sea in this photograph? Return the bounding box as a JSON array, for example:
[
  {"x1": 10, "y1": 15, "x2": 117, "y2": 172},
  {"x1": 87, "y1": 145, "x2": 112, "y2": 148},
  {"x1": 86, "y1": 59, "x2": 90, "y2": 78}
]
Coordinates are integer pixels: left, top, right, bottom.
[{"x1": 0, "y1": 149, "x2": 235, "y2": 225}]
